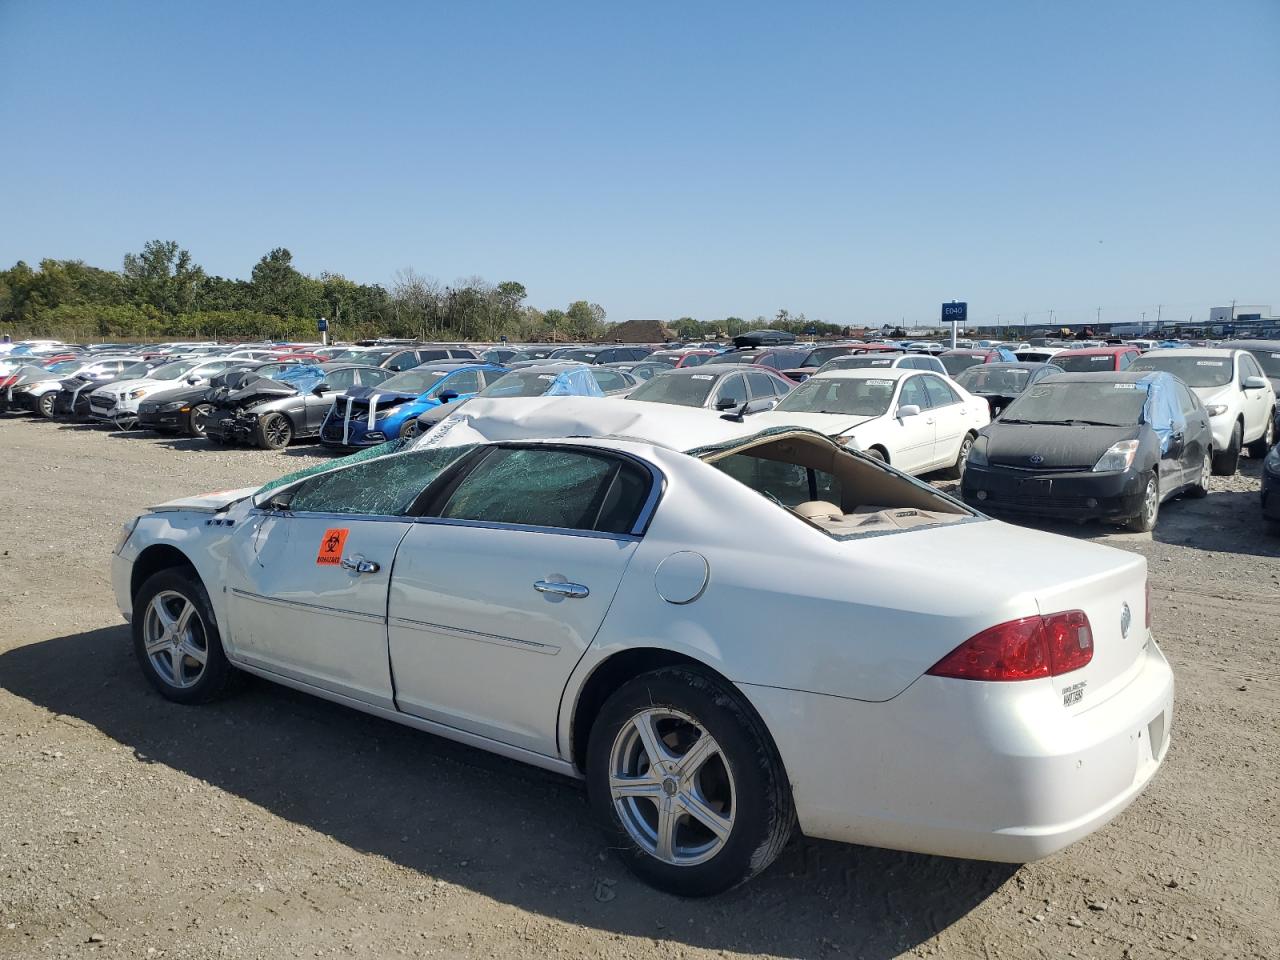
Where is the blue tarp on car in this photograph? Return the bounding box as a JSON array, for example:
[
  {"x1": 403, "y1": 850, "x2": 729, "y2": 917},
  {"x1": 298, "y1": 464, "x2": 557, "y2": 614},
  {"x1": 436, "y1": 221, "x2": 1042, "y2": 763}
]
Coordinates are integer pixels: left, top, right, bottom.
[
  {"x1": 1136, "y1": 371, "x2": 1186, "y2": 455},
  {"x1": 543, "y1": 366, "x2": 605, "y2": 397},
  {"x1": 272, "y1": 363, "x2": 326, "y2": 392}
]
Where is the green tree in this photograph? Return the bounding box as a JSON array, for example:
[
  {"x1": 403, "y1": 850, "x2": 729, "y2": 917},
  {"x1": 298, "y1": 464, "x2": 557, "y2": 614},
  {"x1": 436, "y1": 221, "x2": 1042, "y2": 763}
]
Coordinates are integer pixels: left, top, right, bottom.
[{"x1": 122, "y1": 240, "x2": 204, "y2": 315}]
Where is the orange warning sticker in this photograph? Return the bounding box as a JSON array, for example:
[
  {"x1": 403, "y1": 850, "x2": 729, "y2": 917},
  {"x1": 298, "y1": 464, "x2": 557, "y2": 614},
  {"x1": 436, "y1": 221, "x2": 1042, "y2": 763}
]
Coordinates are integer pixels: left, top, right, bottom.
[{"x1": 316, "y1": 528, "x2": 349, "y2": 565}]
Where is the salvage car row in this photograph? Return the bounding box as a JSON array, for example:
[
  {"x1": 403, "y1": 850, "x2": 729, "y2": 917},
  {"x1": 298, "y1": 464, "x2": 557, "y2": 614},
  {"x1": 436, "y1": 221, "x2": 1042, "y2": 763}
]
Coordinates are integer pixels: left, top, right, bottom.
[{"x1": 4, "y1": 334, "x2": 1279, "y2": 532}]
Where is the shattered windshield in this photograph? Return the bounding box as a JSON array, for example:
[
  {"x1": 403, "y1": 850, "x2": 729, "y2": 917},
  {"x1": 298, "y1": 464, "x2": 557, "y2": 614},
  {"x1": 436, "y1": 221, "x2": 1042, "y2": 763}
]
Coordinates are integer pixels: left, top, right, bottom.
[{"x1": 1128, "y1": 355, "x2": 1232, "y2": 387}]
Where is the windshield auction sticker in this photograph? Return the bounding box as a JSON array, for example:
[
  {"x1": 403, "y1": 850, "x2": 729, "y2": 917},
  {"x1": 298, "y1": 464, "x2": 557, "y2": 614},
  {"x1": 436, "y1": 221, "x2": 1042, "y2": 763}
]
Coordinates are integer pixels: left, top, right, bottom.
[{"x1": 316, "y1": 528, "x2": 350, "y2": 565}]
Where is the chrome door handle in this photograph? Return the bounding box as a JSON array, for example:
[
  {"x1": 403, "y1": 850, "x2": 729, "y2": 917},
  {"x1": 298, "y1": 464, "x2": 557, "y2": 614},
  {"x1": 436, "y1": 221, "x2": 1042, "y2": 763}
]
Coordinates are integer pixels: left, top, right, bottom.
[
  {"x1": 340, "y1": 557, "x2": 380, "y2": 574},
  {"x1": 534, "y1": 579, "x2": 589, "y2": 599}
]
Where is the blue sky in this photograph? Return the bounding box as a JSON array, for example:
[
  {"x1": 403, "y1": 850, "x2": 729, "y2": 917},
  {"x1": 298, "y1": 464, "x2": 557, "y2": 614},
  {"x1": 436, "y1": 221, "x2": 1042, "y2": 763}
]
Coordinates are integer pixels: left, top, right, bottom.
[{"x1": 1, "y1": 1, "x2": 1276, "y2": 328}]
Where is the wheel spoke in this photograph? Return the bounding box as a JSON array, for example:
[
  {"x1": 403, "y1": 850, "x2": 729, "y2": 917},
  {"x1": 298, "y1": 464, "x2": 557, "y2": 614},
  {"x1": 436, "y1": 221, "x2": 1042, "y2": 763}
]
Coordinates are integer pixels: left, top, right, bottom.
[
  {"x1": 654, "y1": 798, "x2": 678, "y2": 861},
  {"x1": 632, "y1": 712, "x2": 676, "y2": 769},
  {"x1": 678, "y1": 789, "x2": 732, "y2": 842},
  {"x1": 144, "y1": 632, "x2": 170, "y2": 657},
  {"x1": 150, "y1": 597, "x2": 176, "y2": 632},
  {"x1": 173, "y1": 600, "x2": 194, "y2": 636},
  {"x1": 168, "y1": 646, "x2": 186, "y2": 684},
  {"x1": 675, "y1": 731, "x2": 718, "y2": 779},
  {"x1": 609, "y1": 773, "x2": 663, "y2": 800},
  {"x1": 178, "y1": 637, "x2": 207, "y2": 666}
]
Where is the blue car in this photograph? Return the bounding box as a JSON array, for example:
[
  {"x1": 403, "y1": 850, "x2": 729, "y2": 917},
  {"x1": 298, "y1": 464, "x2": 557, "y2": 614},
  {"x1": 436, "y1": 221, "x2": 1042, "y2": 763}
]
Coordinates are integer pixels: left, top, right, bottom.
[
  {"x1": 413, "y1": 363, "x2": 607, "y2": 434},
  {"x1": 320, "y1": 361, "x2": 507, "y2": 448}
]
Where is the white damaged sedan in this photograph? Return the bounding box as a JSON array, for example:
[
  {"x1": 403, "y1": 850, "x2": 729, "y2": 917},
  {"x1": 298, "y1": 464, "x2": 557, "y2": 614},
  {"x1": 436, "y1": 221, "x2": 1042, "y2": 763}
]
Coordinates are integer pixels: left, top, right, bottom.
[{"x1": 112, "y1": 397, "x2": 1173, "y2": 896}]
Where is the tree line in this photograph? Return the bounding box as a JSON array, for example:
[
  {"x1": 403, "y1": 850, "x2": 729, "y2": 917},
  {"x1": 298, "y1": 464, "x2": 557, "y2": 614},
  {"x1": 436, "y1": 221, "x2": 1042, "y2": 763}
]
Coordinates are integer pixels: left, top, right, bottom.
[{"x1": 0, "y1": 241, "x2": 610, "y2": 343}]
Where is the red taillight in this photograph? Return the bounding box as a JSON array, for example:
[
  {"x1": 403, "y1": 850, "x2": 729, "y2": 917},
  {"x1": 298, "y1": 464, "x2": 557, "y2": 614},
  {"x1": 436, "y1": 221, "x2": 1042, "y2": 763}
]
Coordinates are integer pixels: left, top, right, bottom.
[{"x1": 927, "y1": 611, "x2": 1093, "y2": 682}]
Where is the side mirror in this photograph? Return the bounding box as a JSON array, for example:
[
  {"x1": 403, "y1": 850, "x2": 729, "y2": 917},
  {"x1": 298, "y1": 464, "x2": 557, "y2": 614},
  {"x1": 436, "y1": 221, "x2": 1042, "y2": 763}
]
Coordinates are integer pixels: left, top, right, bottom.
[
  {"x1": 186, "y1": 376, "x2": 200, "y2": 384},
  {"x1": 312, "y1": 384, "x2": 329, "y2": 396},
  {"x1": 743, "y1": 398, "x2": 777, "y2": 414},
  {"x1": 714, "y1": 397, "x2": 738, "y2": 411},
  {"x1": 1243, "y1": 375, "x2": 1268, "y2": 390},
  {"x1": 897, "y1": 404, "x2": 921, "y2": 418},
  {"x1": 438, "y1": 389, "x2": 459, "y2": 403}
]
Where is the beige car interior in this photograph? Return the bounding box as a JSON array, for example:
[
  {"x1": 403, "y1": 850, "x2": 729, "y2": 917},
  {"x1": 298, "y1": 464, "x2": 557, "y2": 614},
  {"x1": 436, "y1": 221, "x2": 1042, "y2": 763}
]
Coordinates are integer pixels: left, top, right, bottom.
[{"x1": 704, "y1": 431, "x2": 970, "y2": 536}]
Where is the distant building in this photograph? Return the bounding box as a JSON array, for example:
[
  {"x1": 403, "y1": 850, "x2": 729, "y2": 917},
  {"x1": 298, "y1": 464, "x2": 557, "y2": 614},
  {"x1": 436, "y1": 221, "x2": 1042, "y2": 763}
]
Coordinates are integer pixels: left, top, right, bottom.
[{"x1": 1210, "y1": 305, "x2": 1274, "y2": 323}]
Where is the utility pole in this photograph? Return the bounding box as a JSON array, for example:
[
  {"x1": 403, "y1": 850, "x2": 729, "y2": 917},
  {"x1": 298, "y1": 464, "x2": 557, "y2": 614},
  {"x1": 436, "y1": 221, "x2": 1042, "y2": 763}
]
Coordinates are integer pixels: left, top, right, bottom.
[
  {"x1": 1096, "y1": 306, "x2": 1101, "y2": 325},
  {"x1": 1156, "y1": 304, "x2": 1162, "y2": 330}
]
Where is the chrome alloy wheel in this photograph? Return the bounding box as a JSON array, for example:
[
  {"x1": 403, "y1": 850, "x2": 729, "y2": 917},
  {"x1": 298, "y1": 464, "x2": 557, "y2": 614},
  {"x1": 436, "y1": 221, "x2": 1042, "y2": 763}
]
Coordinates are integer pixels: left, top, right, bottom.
[
  {"x1": 142, "y1": 590, "x2": 208, "y2": 689},
  {"x1": 608, "y1": 708, "x2": 736, "y2": 866},
  {"x1": 1201, "y1": 451, "x2": 1212, "y2": 489}
]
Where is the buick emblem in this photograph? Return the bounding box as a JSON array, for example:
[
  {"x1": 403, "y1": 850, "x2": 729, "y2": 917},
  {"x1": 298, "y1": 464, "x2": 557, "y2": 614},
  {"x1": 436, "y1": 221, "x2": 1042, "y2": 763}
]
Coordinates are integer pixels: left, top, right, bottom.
[
  {"x1": 1029, "y1": 454, "x2": 1044, "y2": 465},
  {"x1": 1120, "y1": 602, "x2": 1132, "y2": 639}
]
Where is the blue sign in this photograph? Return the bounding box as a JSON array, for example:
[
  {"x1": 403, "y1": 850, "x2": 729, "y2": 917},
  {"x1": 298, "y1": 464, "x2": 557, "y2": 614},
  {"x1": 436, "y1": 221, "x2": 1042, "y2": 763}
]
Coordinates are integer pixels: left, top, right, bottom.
[
  {"x1": 317, "y1": 317, "x2": 329, "y2": 332},
  {"x1": 941, "y1": 302, "x2": 967, "y2": 323}
]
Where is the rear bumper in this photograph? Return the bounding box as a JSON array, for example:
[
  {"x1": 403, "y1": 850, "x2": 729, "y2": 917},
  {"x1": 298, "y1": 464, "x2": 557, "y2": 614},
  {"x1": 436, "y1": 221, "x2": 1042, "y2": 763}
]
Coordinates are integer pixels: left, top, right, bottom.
[
  {"x1": 962, "y1": 463, "x2": 1147, "y2": 520},
  {"x1": 740, "y1": 639, "x2": 1174, "y2": 862}
]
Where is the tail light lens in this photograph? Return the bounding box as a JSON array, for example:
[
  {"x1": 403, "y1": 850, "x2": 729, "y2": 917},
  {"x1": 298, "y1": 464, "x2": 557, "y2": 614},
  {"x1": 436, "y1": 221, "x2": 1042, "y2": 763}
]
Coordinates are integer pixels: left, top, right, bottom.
[{"x1": 927, "y1": 611, "x2": 1093, "y2": 681}]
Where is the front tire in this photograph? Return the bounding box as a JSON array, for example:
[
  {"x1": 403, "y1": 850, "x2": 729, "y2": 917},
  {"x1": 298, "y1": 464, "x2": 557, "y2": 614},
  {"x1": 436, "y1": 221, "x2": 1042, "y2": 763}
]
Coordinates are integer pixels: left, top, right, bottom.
[
  {"x1": 255, "y1": 412, "x2": 293, "y2": 450},
  {"x1": 399, "y1": 418, "x2": 419, "y2": 440},
  {"x1": 1127, "y1": 472, "x2": 1160, "y2": 532},
  {"x1": 586, "y1": 665, "x2": 795, "y2": 897},
  {"x1": 37, "y1": 392, "x2": 57, "y2": 418},
  {"x1": 1212, "y1": 421, "x2": 1241, "y2": 475},
  {"x1": 132, "y1": 569, "x2": 239, "y2": 704},
  {"x1": 186, "y1": 402, "x2": 212, "y2": 438},
  {"x1": 1246, "y1": 411, "x2": 1275, "y2": 459}
]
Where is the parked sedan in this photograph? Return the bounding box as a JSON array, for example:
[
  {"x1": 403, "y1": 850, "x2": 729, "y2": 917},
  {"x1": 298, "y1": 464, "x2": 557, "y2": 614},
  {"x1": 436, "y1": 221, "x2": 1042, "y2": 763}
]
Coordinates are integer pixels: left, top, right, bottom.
[
  {"x1": 624, "y1": 366, "x2": 792, "y2": 414},
  {"x1": 601, "y1": 359, "x2": 675, "y2": 382},
  {"x1": 1128, "y1": 348, "x2": 1276, "y2": 474},
  {"x1": 205, "y1": 364, "x2": 394, "y2": 449},
  {"x1": 136, "y1": 360, "x2": 292, "y2": 436},
  {"x1": 113, "y1": 395, "x2": 1172, "y2": 896},
  {"x1": 816, "y1": 352, "x2": 947, "y2": 377},
  {"x1": 753, "y1": 368, "x2": 990, "y2": 477},
  {"x1": 88, "y1": 358, "x2": 240, "y2": 425},
  {"x1": 962, "y1": 371, "x2": 1213, "y2": 531},
  {"x1": 1053, "y1": 346, "x2": 1141, "y2": 373},
  {"x1": 940, "y1": 348, "x2": 1017, "y2": 377},
  {"x1": 320, "y1": 362, "x2": 508, "y2": 448},
  {"x1": 954, "y1": 361, "x2": 1064, "y2": 418},
  {"x1": 53, "y1": 361, "x2": 158, "y2": 418}
]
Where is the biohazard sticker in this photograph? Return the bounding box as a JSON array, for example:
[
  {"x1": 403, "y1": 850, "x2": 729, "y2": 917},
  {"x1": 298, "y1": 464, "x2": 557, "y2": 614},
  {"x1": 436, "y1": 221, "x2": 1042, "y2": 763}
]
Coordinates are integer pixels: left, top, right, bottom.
[{"x1": 316, "y1": 528, "x2": 349, "y2": 565}]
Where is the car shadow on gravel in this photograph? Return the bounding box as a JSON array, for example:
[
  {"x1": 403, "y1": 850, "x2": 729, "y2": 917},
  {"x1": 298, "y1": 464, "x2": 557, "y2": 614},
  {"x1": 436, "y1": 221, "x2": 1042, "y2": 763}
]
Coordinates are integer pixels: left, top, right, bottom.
[
  {"x1": 980, "y1": 461, "x2": 1278, "y2": 559},
  {"x1": 0, "y1": 626, "x2": 1015, "y2": 959}
]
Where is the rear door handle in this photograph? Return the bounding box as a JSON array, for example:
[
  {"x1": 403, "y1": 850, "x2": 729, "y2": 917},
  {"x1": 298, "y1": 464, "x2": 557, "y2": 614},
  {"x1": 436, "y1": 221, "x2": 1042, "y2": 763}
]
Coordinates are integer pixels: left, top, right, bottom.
[
  {"x1": 340, "y1": 557, "x2": 380, "y2": 574},
  {"x1": 534, "y1": 580, "x2": 590, "y2": 599}
]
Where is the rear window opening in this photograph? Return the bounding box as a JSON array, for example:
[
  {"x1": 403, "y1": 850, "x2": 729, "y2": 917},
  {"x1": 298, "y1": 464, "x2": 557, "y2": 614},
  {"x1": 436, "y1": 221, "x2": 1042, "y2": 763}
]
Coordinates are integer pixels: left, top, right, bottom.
[{"x1": 699, "y1": 432, "x2": 973, "y2": 538}]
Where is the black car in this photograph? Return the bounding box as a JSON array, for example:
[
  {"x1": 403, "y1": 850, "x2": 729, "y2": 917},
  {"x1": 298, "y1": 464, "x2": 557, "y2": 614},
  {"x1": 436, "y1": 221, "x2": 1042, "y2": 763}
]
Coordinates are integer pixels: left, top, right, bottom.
[
  {"x1": 327, "y1": 344, "x2": 479, "y2": 371},
  {"x1": 135, "y1": 360, "x2": 286, "y2": 436},
  {"x1": 733, "y1": 329, "x2": 796, "y2": 348},
  {"x1": 953, "y1": 362, "x2": 1064, "y2": 418},
  {"x1": 1262, "y1": 441, "x2": 1280, "y2": 532},
  {"x1": 961, "y1": 371, "x2": 1214, "y2": 531},
  {"x1": 206, "y1": 363, "x2": 393, "y2": 448},
  {"x1": 52, "y1": 360, "x2": 157, "y2": 418}
]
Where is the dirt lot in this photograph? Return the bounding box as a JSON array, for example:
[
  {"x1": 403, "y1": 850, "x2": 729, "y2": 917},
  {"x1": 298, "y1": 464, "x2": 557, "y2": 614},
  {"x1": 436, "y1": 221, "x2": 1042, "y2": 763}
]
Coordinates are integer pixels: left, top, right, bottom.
[{"x1": 0, "y1": 415, "x2": 1277, "y2": 960}]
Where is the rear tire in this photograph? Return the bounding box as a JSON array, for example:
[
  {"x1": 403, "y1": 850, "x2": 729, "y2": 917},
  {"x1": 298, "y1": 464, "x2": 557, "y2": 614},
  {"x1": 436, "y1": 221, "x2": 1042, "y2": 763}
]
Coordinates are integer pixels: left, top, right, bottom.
[
  {"x1": 945, "y1": 432, "x2": 976, "y2": 480},
  {"x1": 1212, "y1": 422, "x2": 1241, "y2": 475},
  {"x1": 1188, "y1": 449, "x2": 1211, "y2": 498},
  {"x1": 132, "y1": 569, "x2": 240, "y2": 705},
  {"x1": 586, "y1": 666, "x2": 795, "y2": 897},
  {"x1": 862, "y1": 447, "x2": 887, "y2": 463},
  {"x1": 1246, "y1": 411, "x2": 1275, "y2": 459},
  {"x1": 1126, "y1": 473, "x2": 1160, "y2": 532}
]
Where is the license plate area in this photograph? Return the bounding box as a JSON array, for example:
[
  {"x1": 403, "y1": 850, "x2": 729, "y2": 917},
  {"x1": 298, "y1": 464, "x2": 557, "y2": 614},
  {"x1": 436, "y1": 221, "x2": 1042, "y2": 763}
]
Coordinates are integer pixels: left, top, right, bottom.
[{"x1": 1146, "y1": 711, "x2": 1166, "y2": 761}]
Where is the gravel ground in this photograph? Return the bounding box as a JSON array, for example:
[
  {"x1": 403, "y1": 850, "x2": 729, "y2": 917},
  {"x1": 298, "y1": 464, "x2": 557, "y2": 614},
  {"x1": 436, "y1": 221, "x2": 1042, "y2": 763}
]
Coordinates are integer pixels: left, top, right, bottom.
[{"x1": 0, "y1": 414, "x2": 1277, "y2": 960}]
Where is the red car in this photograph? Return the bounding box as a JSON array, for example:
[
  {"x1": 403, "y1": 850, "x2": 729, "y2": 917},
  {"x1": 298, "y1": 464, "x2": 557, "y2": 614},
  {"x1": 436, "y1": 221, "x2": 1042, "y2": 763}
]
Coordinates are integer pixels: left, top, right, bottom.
[
  {"x1": 648, "y1": 348, "x2": 721, "y2": 368},
  {"x1": 940, "y1": 348, "x2": 1014, "y2": 377},
  {"x1": 1052, "y1": 346, "x2": 1141, "y2": 373}
]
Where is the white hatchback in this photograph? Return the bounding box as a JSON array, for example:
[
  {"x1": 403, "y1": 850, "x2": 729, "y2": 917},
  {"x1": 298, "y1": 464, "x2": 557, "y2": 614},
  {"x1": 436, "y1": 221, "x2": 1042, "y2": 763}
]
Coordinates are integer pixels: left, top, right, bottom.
[
  {"x1": 753, "y1": 367, "x2": 991, "y2": 477},
  {"x1": 1129, "y1": 348, "x2": 1276, "y2": 474}
]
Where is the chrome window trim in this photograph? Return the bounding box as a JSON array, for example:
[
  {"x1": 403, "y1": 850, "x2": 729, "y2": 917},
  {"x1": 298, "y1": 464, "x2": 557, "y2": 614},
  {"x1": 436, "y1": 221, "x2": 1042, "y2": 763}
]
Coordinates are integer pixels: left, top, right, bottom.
[{"x1": 412, "y1": 516, "x2": 642, "y2": 543}]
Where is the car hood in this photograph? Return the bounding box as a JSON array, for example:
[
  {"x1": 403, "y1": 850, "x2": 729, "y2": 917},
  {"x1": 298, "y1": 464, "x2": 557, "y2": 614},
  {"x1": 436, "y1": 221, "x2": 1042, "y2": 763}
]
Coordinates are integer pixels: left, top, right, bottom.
[
  {"x1": 751, "y1": 410, "x2": 875, "y2": 436},
  {"x1": 981, "y1": 422, "x2": 1140, "y2": 470},
  {"x1": 147, "y1": 486, "x2": 260, "y2": 514},
  {"x1": 1190, "y1": 385, "x2": 1236, "y2": 407},
  {"x1": 343, "y1": 385, "x2": 426, "y2": 405}
]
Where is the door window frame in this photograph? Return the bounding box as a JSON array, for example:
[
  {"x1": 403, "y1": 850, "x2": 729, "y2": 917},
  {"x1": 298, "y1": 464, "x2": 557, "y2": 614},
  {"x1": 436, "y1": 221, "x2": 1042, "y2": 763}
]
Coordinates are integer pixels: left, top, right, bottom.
[{"x1": 417, "y1": 442, "x2": 665, "y2": 541}]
